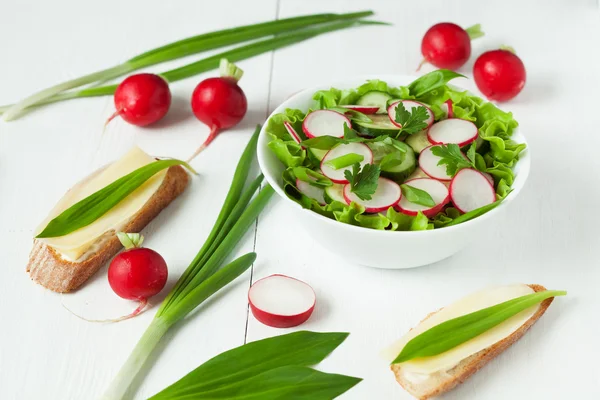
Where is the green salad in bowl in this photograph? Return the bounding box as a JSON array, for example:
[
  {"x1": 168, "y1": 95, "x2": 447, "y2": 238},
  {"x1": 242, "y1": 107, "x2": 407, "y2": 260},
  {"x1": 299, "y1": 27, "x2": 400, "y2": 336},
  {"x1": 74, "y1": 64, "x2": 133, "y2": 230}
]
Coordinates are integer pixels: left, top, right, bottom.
[{"x1": 264, "y1": 70, "x2": 526, "y2": 232}]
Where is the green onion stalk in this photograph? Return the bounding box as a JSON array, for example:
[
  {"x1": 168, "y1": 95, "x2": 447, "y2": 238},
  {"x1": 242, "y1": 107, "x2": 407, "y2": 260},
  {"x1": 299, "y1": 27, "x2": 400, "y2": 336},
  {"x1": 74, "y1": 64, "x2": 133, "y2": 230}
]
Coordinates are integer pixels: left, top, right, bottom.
[
  {"x1": 100, "y1": 127, "x2": 274, "y2": 400},
  {"x1": 1, "y1": 11, "x2": 377, "y2": 121}
]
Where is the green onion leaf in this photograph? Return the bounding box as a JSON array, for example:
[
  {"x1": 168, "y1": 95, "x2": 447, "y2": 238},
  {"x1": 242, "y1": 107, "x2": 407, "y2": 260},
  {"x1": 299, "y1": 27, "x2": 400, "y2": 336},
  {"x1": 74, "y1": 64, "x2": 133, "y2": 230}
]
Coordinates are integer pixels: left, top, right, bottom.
[
  {"x1": 392, "y1": 290, "x2": 567, "y2": 364},
  {"x1": 292, "y1": 167, "x2": 332, "y2": 187},
  {"x1": 324, "y1": 153, "x2": 365, "y2": 170},
  {"x1": 36, "y1": 159, "x2": 195, "y2": 239},
  {"x1": 445, "y1": 196, "x2": 509, "y2": 227},
  {"x1": 400, "y1": 184, "x2": 436, "y2": 207}
]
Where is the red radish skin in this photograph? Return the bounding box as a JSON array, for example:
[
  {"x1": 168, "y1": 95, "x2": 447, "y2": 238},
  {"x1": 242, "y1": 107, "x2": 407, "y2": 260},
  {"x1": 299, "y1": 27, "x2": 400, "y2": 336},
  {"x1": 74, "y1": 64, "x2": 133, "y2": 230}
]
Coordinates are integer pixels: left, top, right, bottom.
[
  {"x1": 427, "y1": 118, "x2": 479, "y2": 147},
  {"x1": 302, "y1": 109, "x2": 351, "y2": 139},
  {"x1": 419, "y1": 23, "x2": 472, "y2": 70},
  {"x1": 343, "y1": 177, "x2": 401, "y2": 213},
  {"x1": 320, "y1": 142, "x2": 373, "y2": 184},
  {"x1": 248, "y1": 274, "x2": 316, "y2": 328},
  {"x1": 450, "y1": 168, "x2": 496, "y2": 213},
  {"x1": 340, "y1": 105, "x2": 379, "y2": 114},
  {"x1": 105, "y1": 73, "x2": 171, "y2": 127},
  {"x1": 441, "y1": 99, "x2": 454, "y2": 119},
  {"x1": 188, "y1": 59, "x2": 248, "y2": 162},
  {"x1": 283, "y1": 121, "x2": 303, "y2": 146},
  {"x1": 474, "y1": 49, "x2": 526, "y2": 102},
  {"x1": 395, "y1": 178, "x2": 450, "y2": 218},
  {"x1": 388, "y1": 100, "x2": 434, "y2": 129}
]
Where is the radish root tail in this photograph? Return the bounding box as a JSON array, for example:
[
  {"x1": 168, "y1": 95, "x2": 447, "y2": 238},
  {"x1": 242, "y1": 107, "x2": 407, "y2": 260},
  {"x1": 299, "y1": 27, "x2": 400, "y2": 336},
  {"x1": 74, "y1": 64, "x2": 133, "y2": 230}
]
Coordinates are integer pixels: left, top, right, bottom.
[
  {"x1": 103, "y1": 109, "x2": 122, "y2": 135},
  {"x1": 187, "y1": 126, "x2": 219, "y2": 163},
  {"x1": 61, "y1": 296, "x2": 148, "y2": 323},
  {"x1": 416, "y1": 59, "x2": 427, "y2": 72}
]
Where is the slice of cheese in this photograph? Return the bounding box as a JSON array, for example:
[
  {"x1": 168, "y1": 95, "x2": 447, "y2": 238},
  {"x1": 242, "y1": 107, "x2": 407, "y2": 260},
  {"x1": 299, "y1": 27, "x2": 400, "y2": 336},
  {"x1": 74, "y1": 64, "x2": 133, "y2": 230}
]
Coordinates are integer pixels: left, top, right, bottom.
[
  {"x1": 385, "y1": 284, "x2": 539, "y2": 375},
  {"x1": 36, "y1": 146, "x2": 167, "y2": 261}
]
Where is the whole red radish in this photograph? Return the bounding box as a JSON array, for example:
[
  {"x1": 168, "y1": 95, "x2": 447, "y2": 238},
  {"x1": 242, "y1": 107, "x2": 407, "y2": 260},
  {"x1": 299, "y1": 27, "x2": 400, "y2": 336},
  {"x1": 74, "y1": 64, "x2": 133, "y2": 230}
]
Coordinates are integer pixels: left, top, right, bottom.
[
  {"x1": 106, "y1": 73, "x2": 171, "y2": 127},
  {"x1": 473, "y1": 48, "x2": 526, "y2": 101},
  {"x1": 189, "y1": 58, "x2": 248, "y2": 161},
  {"x1": 419, "y1": 23, "x2": 484, "y2": 70}
]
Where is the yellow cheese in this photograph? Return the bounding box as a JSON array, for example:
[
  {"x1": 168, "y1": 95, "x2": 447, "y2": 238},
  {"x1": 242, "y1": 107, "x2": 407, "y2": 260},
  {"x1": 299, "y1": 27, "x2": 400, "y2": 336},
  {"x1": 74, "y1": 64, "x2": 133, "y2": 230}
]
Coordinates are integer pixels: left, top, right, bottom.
[
  {"x1": 36, "y1": 146, "x2": 167, "y2": 261},
  {"x1": 385, "y1": 284, "x2": 539, "y2": 375}
]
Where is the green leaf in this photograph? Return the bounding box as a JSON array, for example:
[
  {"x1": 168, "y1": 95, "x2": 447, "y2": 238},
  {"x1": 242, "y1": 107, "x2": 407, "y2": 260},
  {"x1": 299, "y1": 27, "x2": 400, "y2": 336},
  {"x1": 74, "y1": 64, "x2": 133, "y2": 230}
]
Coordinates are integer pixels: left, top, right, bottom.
[
  {"x1": 293, "y1": 167, "x2": 333, "y2": 187},
  {"x1": 267, "y1": 138, "x2": 306, "y2": 167},
  {"x1": 466, "y1": 143, "x2": 477, "y2": 164},
  {"x1": 410, "y1": 211, "x2": 430, "y2": 231},
  {"x1": 36, "y1": 159, "x2": 194, "y2": 238},
  {"x1": 446, "y1": 197, "x2": 508, "y2": 227},
  {"x1": 408, "y1": 69, "x2": 465, "y2": 98},
  {"x1": 393, "y1": 102, "x2": 429, "y2": 135},
  {"x1": 301, "y1": 132, "x2": 406, "y2": 151},
  {"x1": 379, "y1": 152, "x2": 405, "y2": 170},
  {"x1": 430, "y1": 144, "x2": 474, "y2": 176},
  {"x1": 327, "y1": 107, "x2": 373, "y2": 123},
  {"x1": 465, "y1": 24, "x2": 485, "y2": 40},
  {"x1": 392, "y1": 290, "x2": 567, "y2": 364},
  {"x1": 344, "y1": 163, "x2": 381, "y2": 201},
  {"x1": 325, "y1": 153, "x2": 365, "y2": 170},
  {"x1": 400, "y1": 185, "x2": 436, "y2": 207}
]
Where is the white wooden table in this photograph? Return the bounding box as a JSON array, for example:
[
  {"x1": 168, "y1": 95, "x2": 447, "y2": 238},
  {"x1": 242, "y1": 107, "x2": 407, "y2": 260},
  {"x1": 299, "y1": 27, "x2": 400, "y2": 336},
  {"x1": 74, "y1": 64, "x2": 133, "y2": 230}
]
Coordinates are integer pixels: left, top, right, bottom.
[{"x1": 1, "y1": 1, "x2": 599, "y2": 399}]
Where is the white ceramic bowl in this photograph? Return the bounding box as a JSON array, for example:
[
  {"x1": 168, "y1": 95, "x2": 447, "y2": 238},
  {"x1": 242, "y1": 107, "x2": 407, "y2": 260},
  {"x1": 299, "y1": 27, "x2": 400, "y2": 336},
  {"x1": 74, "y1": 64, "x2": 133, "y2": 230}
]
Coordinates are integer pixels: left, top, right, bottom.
[{"x1": 258, "y1": 75, "x2": 530, "y2": 269}]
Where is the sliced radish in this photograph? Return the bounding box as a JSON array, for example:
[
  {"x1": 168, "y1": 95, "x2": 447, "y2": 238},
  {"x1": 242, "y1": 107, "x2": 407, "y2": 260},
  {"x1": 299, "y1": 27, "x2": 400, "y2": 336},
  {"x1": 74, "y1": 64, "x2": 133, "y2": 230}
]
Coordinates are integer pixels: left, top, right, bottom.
[
  {"x1": 320, "y1": 142, "x2": 373, "y2": 184},
  {"x1": 340, "y1": 105, "x2": 379, "y2": 114},
  {"x1": 296, "y1": 179, "x2": 326, "y2": 205},
  {"x1": 419, "y1": 145, "x2": 463, "y2": 181},
  {"x1": 387, "y1": 100, "x2": 434, "y2": 129},
  {"x1": 302, "y1": 109, "x2": 351, "y2": 139},
  {"x1": 248, "y1": 274, "x2": 316, "y2": 328},
  {"x1": 343, "y1": 177, "x2": 401, "y2": 213},
  {"x1": 427, "y1": 119, "x2": 478, "y2": 147},
  {"x1": 450, "y1": 168, "x2": 496, "y2": 213},
  {"x1": 395, "y1": 178, "x2": 450, "y2": 218},
  {"x1": 440, "y1": 99, "x2": 454, "y2": 119},
  {"x1": 482, "y1": 171, "x2": 494, "y2": 186},
  {"x1": 283, "y1": 121, "x2": 303, "y2": 146}
]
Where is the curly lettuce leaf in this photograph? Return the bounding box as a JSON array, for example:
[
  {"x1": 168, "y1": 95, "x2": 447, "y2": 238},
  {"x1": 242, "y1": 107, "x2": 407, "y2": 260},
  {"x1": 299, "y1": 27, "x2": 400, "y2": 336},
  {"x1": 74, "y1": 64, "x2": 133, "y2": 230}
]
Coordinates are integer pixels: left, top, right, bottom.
[
  {"x1": 265, "y1": 108, "x2": 306, "y2": 140},
  {"x1": 268, "y1": 139, "x2": 306, "y2": 168},
  {"x1": 312, "y1": 80, "x2": 411, "y2": 109},
  {"x1": 386, "y1": 208, "x2": 432, "y2": 231}
]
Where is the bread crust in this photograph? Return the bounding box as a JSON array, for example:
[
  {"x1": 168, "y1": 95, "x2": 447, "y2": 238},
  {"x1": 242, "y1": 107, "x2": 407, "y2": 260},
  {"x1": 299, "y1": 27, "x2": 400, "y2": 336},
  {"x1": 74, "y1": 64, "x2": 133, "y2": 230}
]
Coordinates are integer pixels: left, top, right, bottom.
[
  {"x1": 26, "y1": 165, "x2": 188, "y2": 293},
  {"x1": 391, "y1": 284, "x2": 554, "y2": 399}
]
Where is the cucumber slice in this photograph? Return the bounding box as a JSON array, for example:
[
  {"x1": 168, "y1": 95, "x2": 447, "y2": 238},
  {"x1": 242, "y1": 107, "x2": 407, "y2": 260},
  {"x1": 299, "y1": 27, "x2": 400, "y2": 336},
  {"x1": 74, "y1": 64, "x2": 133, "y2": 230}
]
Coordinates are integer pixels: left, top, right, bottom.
[
  {"x1": 356, "y1": 91, "x2": 393, "y2": 113},
  {"x1": 306, "y1": 147, "x2": 328, "y2": 166},
  {"x1": 368, "y1": 141, "x2": 416, "y2": 184},
  {"x1": 353, "y1": 115, "x2": 400, "y2": 137},
  {"x1": 324, "y1": 184, "x2": 346, "y2": 204},
  {"x1": 405, "y1": 130, "x2": 431, "y2": 154}
]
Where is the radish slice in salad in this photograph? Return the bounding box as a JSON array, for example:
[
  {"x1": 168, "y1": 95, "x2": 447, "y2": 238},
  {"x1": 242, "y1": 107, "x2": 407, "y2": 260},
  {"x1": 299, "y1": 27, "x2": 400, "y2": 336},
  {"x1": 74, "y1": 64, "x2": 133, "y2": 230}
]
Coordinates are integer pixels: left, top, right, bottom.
[
  {"x1": 302, "y1": 109, "x2": 351, "y2": 139},
  {"x1": 427, "y1": 118, "x2": 478, "y2": 147},
  {"x1": 248, "y1": 274, "x2": 316, "y2": 328},
  {"x1": 283, "y1": 121, "x2": 303, "y2": 146},
  {"x1": 320, "y1": 142, "x2": 373, "y2": 184},
  {"x1": 450, "y1": 168, "x2": 496, "y2": 213},
  {"x1": 343, "y1": 177, "x2": 401, "y2": 213},
  {"x1": 440, "y1": 99, "x2": 454, "y2": 119},
  {"x1": 388, "y1": 100, "x2": 434, "y2": 129},
  {"x1": 395, "y1": 178, "x2": 450, "y2": 218},
  {"x1": 419, "y1": 145, "x2": 458, "y2": 181},
  {"x1": 339, "y1": 105, "x2": 379, "y2": 114},
  {"x1": 296, "y1": 179, "x2": 326, "y2": 205}
]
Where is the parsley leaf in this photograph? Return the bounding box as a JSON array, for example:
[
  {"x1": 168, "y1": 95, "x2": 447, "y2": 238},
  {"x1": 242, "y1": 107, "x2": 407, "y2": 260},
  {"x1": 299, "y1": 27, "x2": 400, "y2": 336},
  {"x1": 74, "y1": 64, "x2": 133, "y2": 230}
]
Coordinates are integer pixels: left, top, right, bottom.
[
  {"x1": 430, "y1": 144, "x2": 475, "y2": 176},
  {"x1": 394, "y1": 102, "x2": 429, "y2": 135},
  {"x1": 400, "y1": 184, "x2": 436, "y2": 207},
  {"x1": 344, "y1": 163, "x2": 381, "y2": 201}
]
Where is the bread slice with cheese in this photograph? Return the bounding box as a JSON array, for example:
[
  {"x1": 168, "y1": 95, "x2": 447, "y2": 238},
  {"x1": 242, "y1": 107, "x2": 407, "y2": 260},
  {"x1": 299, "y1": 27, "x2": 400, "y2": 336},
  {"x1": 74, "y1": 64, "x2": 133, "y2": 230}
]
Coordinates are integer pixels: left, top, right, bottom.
[
  {"x1": 390, "y1": 284, "x2": 554, "y2": 400},
  {"x1": 27, "y1": 147, "x2": 189, "y2": 293}
]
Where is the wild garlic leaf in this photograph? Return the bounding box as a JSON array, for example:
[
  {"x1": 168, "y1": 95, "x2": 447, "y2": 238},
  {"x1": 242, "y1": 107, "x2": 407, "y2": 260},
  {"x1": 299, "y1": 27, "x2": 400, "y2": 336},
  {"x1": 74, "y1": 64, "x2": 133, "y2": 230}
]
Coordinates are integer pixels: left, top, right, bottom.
[
  {"x1": 344, "y1": 163, "x2": 381, "y2": 201},
  {"x1": 400, "y1": 184, "x2": 436, "y2": 207}
]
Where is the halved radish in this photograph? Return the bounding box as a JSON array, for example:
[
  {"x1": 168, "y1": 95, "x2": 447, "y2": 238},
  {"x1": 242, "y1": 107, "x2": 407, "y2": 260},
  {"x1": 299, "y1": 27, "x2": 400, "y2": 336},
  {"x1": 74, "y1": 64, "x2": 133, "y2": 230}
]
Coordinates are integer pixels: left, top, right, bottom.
[
  {"x1": 248, "y1": 274, "x2": 316, "y2": 328},
  {"x1": 340, "y1": 105, "x2": 379, "y2": 114},
  {"x1": 283, "y1": 121, "x2": 303, "y2": 146},
  {"x1": 296, "y1": 179, "x2": 326, "y2": 205},
  {"x1": 419, "y1": 145, "x2": 462, "y2": 181},
  {"x1": 343, "y1": 177, "x2": 401, "y2": 213},
  {"x1": 387, "y1": 100, "x2": 434, "y2": 129},
  {"x1": 440, "y1": 99, "x2": 454, "y2": 119},
  {"x1": 427, "y1": 119, "x2": 478, "y2": 147},
  {"x1": 395, "y1": 178, "x2": 450, "y2": 218},
  {"x1": 302, "y1": 109, "x2": 351, "y2": 139},
  {"x1": 450, "y1": 168, "x2": 496, "y2": 213},
  {"x1": 320, "y1": 142, "x2": 373, "y2": 184}
]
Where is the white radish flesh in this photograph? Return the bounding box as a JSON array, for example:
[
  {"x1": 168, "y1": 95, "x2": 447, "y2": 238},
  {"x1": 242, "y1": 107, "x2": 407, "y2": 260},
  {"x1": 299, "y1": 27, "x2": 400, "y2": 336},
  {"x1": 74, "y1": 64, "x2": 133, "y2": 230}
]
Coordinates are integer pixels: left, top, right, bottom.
[
  {"x1": 343, "y1": 177, "x2": 401, "y2": 213},
  {"x1": 440, "y1": 99, "x2": 454, "y2": 119},
  {"x1": 450, "y1": 168, "x2": 496, "y2": 213},
  {"x1": 388, "y1": 100, "x2": 434, "y2": 129},
  {"x1": 340, "y1": 105, "x2": 379, "y2": 114},
  {"x1": 296, "y1": 179, "x2": 326, "y2": 205},
  {"x1": 302, "y1": 109, "x2": 351, "y2": 138},
  {"x1": 395, "y1": 178, "x2": 450, "y2": 218},
  {"x1": 427, "y1": 118, "x2": 478, "y2": 147},
  {"x1": 320, "y1": 142, "x2": 373, "y2": 184},
  {"x1": 248, "y1": 274, "x2": 316, "y2": 328},
  {"x1": 419, "y1": 145, "x2": 454, "y2": 181},
  {"x1": 283, "y1": 121, "x2": 303, "y2": 146}
]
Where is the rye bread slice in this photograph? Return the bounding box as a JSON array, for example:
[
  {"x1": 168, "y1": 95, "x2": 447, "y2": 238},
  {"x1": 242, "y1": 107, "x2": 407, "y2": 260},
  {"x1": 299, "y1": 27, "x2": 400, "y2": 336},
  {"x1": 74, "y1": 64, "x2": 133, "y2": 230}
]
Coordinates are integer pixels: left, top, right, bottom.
[{"x1": 26, "y1": 165, "x2": 188, "y2": 293}]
